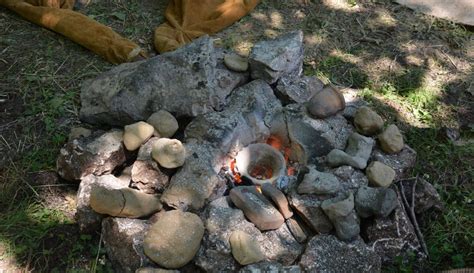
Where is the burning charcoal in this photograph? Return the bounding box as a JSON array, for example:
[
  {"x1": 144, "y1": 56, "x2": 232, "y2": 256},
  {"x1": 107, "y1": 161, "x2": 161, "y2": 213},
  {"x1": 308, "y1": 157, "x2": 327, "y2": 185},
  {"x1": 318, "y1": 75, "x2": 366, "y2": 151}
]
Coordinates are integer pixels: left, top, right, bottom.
[
  {"x1": 261, "y1": 183, "x2": 293, "y2": 219},
  {"x1": 229, "y1": 186, "x2": 285, "y2": 231}
]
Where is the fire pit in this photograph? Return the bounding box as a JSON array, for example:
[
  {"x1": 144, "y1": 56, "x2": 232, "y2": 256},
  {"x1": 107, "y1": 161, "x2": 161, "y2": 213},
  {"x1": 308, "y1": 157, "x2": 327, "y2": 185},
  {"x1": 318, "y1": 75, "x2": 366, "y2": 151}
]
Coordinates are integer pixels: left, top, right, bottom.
[
  {"x1": 57, "y1": 31, "x2": 429, "y2": 273},
  {"x1": 233, "y1": 143, "x2": 286, "y2": 185}
]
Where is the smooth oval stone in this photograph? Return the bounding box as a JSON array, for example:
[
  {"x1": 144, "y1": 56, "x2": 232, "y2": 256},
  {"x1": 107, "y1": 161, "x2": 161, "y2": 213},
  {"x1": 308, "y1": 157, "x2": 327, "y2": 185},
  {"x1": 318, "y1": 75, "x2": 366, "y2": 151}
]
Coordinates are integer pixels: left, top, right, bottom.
[
  {"x1": 224, "y1": 54, "x2": 249, "y2": 72},
  {"x1": 366, "y1": 161, "x2": 396, "y2": 187},
  {"x1": 147, "y1": 110, "x2": 179, "y2": 138},
  {"x1": 151, "y1": 138, "x2": 185, "y2": 168},
  {"x1": 144, "y1": 210, "x2": 204, "y2": 269},
  {"x1": 123, "y1": 121, "x2": 155, "y2": 151},
  {"x1": 229, "y1": 230, "x2": 264, "y2": 265},
  {"x1": 307, "y1": 86, "x2": 345, "y2": 119},
  {"x1": 378, "y1": 124, "x2": 404, "y2": 153},
  {"x1": 354, "y1": 106, "x2": 384, "y2": 136}
]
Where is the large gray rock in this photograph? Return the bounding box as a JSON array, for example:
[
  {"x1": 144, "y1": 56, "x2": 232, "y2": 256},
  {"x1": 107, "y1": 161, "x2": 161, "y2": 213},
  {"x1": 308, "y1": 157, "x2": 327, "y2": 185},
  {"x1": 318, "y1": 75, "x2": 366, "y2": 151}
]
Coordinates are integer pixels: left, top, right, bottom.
[
  {"x1": 288, "y1": 192, "x2": 333, "y2": 234},
  {"x1": 400, "y1": 178, "x2": 443, "y2": 213},
  {"x1": 260, "y1": 183, "x2": 293, "y2": 219},
  {"x1": 275, "y1": 76, "x2": 323, "y2": 104},
  {"x1": 329, "y1": 166, "x2": 369, "y2": 193},
  {"x1": 378, "y1": 124, "x2": 405, "y2": 154},
  {"x1": 229, "y1": 230, "x2": 265, "y2": 265},
  {"x1": 57, "y1": 130, "x2": 126, "y2": 181},
  {"x1": 162, "y1": 80, "x2": 281, "y2": 211},
  {"x1": 321, "y1": 192, "x2": 360, "y2": 241},
  {"x1": 80, "y1": 36, "x2": 247, "y2": 126},
  {"x1": 249, "y1": 31, "x2": 304, "y2": 84},
  {"x1": 75, "y1": 174, "x2": 129, "y2": 232},
  {"x1": 366, "y1": 161, "x2": 396, "y2": 188},
  {"x1": 300, "y1": 235, "x2": 381, "y2": 272},
  {"x1": 355, "y1": 186, "x2": 398, "y2": 218},
  {"x1": 144, "y1": 210, "x2": 204, "y2": 269},
  {"x1": 196, "y1": 197, "x2": 302, "y2": 272},
  {"x1": 297, "y1": 165, "x2": 341, "y2": 195},
  {"x1": 102, "y1": 217, "x2": 152, "y2": 273},
  {"x1": 130, "y1": 160, "x2": 169, "y2": 194},
  {"x1": 364, "y1": 194, "x2": 425, "y2": 265}
]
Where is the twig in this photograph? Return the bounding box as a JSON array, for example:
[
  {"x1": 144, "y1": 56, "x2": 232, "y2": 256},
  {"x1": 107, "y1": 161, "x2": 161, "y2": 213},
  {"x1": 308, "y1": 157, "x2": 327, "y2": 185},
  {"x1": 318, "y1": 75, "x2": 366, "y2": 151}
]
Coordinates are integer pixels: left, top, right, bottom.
[
  {"x1": 398, "y1": 178, "x2": 429, "y2": 257},
  {"x1": 92, "y1": 231, "x2": 103, "y2": 273}
]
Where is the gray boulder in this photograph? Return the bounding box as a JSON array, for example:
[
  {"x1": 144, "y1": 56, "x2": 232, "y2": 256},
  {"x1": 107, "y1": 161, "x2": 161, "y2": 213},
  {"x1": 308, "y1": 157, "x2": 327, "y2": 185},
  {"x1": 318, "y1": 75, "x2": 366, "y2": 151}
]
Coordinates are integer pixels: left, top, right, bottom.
[
  {"x1": 275, "y1": 76, "x2": 323, "y2": 104},
  {"x1": 327, "y1": 132, "x2": 375, "y2": 169},
  {"x1": 355, "y1": 186, "x2": 398, "y2": 218},
  {"x1": 297, "y1": 165, "x2": 341, "y2": 195},
  {"x1": 249, "y1": 31, "x2": 304, "y2": 84},
  {"x1": 239, "y1": 262, "x2": 301, "y2": 273},
  {"x1": 102, "y1": 217, "x2": 152, "y2": 273},
  {"x1": 372, "y1": 145, "x2": 417, "y2": 180},
  {"x1": 299, "y1": 235, "x2": 381, "y2": 272},
  {"x1": 329, "y1": 166, "x2": 369, "y2": 193},
  {"x1": 288, "y1": 192, "x2": 333, "y2": 234},
  {"x1": 321, "y1": 192, "x2": 360, "y2": 241},
  {"x1": 400, "y1": 178, "x2": 443, "y2": 213},
  {"x1": 57, "y1": 130, "x2": 126, "y2": 181},
  {"x1": 80, "y1": 36, "x2": 247, "y2": 126}
]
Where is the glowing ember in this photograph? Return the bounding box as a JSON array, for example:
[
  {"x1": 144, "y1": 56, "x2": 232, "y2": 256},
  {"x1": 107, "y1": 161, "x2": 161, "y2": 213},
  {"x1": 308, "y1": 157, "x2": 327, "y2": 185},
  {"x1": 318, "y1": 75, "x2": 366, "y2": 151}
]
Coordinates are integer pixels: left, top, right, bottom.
[
  {"x1": 256, "y1": 185, "x2": 262, "y2": 193},
  {"x1": 267, "y1": 135, "x2": 296, "y2": 176},
  {"x1": 230, "y1": 159, "x2": 242, "y2": 183},
  {"x1": 249, "y1": 165, "x2": 273, "y2": 180}
]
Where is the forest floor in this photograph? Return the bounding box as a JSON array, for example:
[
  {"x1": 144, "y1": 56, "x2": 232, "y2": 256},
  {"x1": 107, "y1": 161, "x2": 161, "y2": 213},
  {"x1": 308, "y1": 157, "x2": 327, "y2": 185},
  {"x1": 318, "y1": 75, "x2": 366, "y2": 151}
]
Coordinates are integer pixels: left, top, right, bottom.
[{"x1": 0, "y1": 0, "x2": 473, "y2": 271}]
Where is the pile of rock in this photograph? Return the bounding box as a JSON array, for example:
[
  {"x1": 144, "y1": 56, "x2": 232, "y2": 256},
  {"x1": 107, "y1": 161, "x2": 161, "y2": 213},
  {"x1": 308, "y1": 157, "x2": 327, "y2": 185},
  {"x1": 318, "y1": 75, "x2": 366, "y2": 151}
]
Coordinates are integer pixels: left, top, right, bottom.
[{"x1": 55, "y1": 31, "x2": 442, "y2": 273}]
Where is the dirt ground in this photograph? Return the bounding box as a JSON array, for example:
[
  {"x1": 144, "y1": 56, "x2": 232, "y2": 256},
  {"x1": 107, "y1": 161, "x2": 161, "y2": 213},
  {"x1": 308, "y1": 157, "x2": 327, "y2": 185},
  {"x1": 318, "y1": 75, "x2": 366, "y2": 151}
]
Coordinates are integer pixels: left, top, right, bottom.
[{"x1": 0, "y1": 0, "x2": 473, "y2": 271}]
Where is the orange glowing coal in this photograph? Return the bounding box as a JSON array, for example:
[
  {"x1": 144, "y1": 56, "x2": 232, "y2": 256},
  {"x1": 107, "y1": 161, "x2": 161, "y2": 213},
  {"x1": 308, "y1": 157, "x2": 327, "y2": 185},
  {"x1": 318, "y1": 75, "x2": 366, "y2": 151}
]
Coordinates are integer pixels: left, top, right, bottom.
[
  {"x1": 249, "y1": 165, "x2": 273, "y2": 180},
  {"x1": 230, "y1": 158, "x2": 242, "y2": 184},
  {"x1": 267, "y1": 135, "x2": 295, "y2": 176}
]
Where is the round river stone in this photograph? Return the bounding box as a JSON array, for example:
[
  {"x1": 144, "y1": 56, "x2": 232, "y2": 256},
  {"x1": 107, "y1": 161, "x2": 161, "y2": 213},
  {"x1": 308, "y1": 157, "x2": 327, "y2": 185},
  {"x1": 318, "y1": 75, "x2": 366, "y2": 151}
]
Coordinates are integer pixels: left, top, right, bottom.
[{"x1": 143, "y1": 210, "x2": 204, "y2": 269}]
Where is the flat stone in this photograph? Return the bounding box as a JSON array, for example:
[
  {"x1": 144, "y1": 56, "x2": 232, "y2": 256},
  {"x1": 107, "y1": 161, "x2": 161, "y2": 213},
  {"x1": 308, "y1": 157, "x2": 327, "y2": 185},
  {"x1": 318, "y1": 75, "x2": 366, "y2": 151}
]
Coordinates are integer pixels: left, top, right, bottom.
[
  {"x1": 366, "y1": 161, "x2": 396, "y2": 187},
  {"x1": 354, "y1": 106, "x2": 384, "y2": 136},
  {"x1": 131, "y1": 160, "x2": 169, "y2": 193},
  {"x1": 102, "y1": 217, "x2": 152, "y2": 273},
  {"x1": 297, "y1": 165, "x2": 341, "y2": 195},
  {"x1": 285, "y1": 217, "x2": 308, "y2": 243},
  {"x1": 307, "y1": 85, "x2": 345, "y2": 119},
  {"x1": 275, "y1": 76, "x2": 323, "y2": 104},
  {"x1": 321, "y1": 192, "x2": 360, "y2": 241},
  {"x1": 144, "y1": 210, "x2": 204, "y2": 269},
  {"x1": 249, "y1": 31, "x2": 304, "y2": 84},
  {"x1": 75, "y1": 174, "x2": 128, "y2": 233},
  {"x1": 224, "y1": 54, "x2": 249, "y2": 72},
  {"x1": 229, "y1": 186, "x2": 285, "y2": 231},
  {"x1": 261, "y1": 183, "x2": 293, "y2": 219},
  {"x1": 151, "y1": 138, "x2": 186, "y2": 169},
  {"x1": 147, "y1": 110, "x2": 179, "y2": 138},
  {"x1": 57, "y1": 130, "x2": 126, "y2": 181},
  {"x1": 300, "y1": 235, "x2": 381, "y2": 272},
  {"x1": 89, "y1": 176, "x2": 162, "y2": 218},
  {"x1": 288, "y1": 192, "x2": 333, "y2": 233},
  {"x1": 80, "y1": 36, "x2": 247, "y2": 126},
  {"x1": 229, "y1": 230, "x2": 264, "y2": 265},
  {"x1": 378, "y1": 124, "x2": 405, "y2": 153},
  {"x1": 123, "y1": 121, "x2": 154, "y2": 151},
  {"x1": 364, "y1": 194, "x2": 426, "y2": 265},
  {"x1": 355, "y1": 186, "x2": 398, "y2": 218}
]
